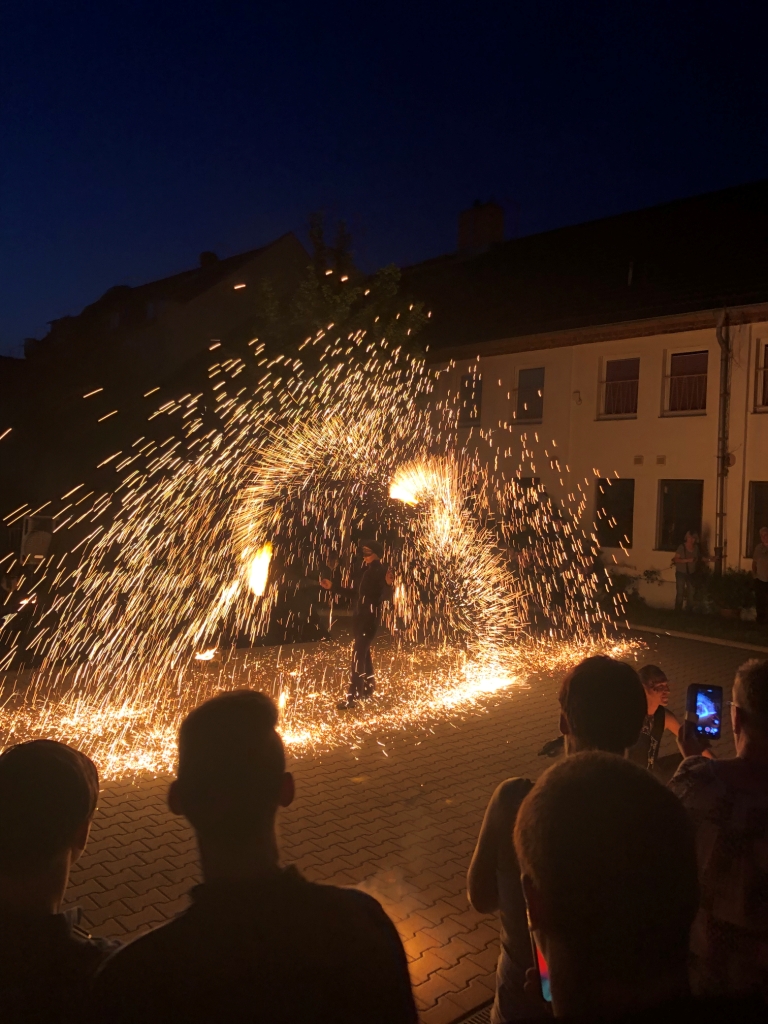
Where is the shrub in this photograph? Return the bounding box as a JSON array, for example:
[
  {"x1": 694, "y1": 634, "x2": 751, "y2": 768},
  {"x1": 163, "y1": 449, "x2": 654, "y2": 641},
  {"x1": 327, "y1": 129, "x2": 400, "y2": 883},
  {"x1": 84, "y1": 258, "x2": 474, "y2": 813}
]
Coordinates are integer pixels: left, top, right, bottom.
[{"x1": 705, "y1": 568, "x2": 755, "y2": 610}]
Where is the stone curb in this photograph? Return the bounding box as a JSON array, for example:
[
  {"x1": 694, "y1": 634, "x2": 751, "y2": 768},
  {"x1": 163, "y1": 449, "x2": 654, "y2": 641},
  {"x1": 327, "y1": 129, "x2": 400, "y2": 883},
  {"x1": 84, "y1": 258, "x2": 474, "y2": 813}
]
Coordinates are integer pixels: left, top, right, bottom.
[{"x1": 629, "y1": 624, "x2": 768, "y2": 654}]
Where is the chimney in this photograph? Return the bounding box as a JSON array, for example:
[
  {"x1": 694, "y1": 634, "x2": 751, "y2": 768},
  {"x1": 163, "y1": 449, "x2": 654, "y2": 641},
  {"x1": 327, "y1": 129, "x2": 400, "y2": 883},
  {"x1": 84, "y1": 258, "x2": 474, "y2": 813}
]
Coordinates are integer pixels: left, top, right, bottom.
[
  {"x1": 199, "y1": 251, "x2": 219, "y2": 268},
  {"x1": 458, "y1": 201, "x2": 504, "y2": 253}
]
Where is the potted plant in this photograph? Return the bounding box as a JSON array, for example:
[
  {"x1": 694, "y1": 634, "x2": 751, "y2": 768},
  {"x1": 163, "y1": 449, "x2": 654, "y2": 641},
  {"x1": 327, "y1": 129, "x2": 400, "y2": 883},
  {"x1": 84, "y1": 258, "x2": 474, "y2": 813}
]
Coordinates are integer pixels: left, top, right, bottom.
[{"x1": 705, "y1": 568, "x2": 754, "y2": 618}]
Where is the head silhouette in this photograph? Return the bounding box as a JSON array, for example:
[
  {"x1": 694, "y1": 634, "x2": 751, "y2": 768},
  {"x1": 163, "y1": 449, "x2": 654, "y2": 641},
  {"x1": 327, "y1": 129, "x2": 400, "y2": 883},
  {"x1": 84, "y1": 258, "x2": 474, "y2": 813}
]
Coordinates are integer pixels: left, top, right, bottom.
[
  {"x1": 170, "y1": 690, "x2": 293, "y2": 845},
  {"x1": 0, "y1": 740, "x2": 98, "y2": 875},
  {"x1": 558, "y1": 656, "x2": 646, "y2": 754}
]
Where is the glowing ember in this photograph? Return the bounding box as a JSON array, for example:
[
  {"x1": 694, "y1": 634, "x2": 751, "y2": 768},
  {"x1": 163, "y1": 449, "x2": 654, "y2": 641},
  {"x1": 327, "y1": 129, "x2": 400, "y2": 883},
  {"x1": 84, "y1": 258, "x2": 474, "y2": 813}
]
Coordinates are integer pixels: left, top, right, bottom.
[{"x1": 194, "y1": 648, "x2": 217, "y2": 662}]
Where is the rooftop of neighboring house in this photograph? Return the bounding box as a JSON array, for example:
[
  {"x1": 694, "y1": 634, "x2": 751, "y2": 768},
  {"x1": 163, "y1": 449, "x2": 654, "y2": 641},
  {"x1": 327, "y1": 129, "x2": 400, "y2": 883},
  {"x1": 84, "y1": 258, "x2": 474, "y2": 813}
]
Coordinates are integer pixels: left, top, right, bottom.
[
  {"x1": 27, "y1": 232, "x2": 308, "y2": 358},
  {"x1": 404, "y1": 179, "x2": 768, "y2": 357}
]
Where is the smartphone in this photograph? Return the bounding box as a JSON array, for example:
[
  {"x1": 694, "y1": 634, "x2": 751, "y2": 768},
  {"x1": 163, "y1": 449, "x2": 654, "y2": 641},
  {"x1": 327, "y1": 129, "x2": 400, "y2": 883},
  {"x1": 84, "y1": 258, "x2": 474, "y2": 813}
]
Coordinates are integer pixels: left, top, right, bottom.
[
  {"x1": 685, "y1": 683, "x2": 723, "y2": 740},
  {"x1": 528, "y1": 929, "x2": 552, "y2": 1004}
]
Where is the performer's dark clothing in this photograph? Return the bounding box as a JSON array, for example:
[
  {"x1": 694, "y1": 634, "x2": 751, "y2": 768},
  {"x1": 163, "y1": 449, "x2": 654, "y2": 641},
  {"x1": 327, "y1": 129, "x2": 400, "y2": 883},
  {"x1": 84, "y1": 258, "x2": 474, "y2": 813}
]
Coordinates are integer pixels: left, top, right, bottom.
[{"x1": 348, "y1": 560, "x2": 391, "y2": 702}]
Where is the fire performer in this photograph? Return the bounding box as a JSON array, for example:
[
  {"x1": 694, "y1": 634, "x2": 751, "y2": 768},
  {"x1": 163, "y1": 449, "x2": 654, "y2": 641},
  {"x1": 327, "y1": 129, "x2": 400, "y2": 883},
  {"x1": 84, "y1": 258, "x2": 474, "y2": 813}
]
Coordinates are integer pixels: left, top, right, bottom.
[{"x1": 323, "y1": 540, "x2": 393, "y2": 710}]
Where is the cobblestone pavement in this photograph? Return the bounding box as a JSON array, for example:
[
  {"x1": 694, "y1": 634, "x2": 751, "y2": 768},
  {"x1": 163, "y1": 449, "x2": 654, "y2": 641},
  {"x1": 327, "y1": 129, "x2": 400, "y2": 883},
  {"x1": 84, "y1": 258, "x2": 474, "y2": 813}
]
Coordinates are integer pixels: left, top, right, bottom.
[{"x1": 68, "y1": 632, "x2": 745, "y2": 1023}]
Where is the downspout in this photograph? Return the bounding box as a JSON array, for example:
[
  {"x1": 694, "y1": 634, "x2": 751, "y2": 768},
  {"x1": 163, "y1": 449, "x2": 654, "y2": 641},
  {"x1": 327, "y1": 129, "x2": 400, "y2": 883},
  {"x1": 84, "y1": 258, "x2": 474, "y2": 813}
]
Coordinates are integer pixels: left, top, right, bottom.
[{"x1": 714, "y1": 310, "x2": 731, "y2": 576}]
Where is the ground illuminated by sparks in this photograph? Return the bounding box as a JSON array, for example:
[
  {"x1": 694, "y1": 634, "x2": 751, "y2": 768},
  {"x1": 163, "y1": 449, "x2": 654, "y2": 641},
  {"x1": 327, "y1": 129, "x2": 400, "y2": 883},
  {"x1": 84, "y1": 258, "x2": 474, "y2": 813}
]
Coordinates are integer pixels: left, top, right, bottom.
[
  {"x1": 0, "y1": 286, "x2": 634, "y2": 777},
  {"x1": 0, "y1": 635, "x2": 637, "y2": 777}
]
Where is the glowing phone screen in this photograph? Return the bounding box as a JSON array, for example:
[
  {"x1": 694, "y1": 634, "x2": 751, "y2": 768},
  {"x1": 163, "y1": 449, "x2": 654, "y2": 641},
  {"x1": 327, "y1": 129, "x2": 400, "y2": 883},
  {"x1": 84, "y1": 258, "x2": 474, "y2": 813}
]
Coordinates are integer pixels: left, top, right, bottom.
[{"x1": 536, "y1": 944, "x2": 552, "y2": 1003}]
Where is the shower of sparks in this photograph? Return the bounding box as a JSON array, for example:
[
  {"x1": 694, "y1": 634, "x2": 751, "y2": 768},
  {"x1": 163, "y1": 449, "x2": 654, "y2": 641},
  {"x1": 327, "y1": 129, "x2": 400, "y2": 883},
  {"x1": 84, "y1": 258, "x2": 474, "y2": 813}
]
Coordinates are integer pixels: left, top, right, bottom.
[{"x1": 0, "y1": 321, "x2": 633, "y2": 777}]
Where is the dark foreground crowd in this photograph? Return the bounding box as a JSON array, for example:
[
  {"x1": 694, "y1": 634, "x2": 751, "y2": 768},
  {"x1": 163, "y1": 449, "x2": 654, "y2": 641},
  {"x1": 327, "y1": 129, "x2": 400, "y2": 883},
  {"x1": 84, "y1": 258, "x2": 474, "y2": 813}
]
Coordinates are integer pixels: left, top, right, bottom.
[{"x1": 1, "y1": 657, "x2": 767, "y2": 1024}]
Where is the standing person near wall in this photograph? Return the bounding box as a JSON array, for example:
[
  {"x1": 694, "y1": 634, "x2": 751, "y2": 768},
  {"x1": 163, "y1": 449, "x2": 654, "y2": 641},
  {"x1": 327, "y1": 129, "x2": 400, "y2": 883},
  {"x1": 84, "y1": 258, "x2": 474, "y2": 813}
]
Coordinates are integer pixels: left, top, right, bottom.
[
  {"x1": 673, "y1": 531, "x2": 702, "y2": 612},
  {"x1": 752, "y1": 526, "x2": 768, "y2": 625}
]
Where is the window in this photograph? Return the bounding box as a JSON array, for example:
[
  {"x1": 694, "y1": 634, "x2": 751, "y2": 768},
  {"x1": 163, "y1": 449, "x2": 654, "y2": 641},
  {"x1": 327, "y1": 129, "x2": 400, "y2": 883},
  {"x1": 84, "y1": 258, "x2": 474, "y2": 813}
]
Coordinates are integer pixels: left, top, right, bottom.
[
  {"x1": 746, "y1": 481, "x2": 768, "y2": 555},
  {"x1": 458, "y1": 374, "x2": 482, "y2": 425},
  {"x1": 757, "y1": 342, "x2": 768, "y2": 409},
  {"x1": 656, "y1": 479, "x2": 703, "y2": 550},
  {"x1": 596, "y1": 478, "x2": 635, "y2": 548},
  {"x1": 666, "y1": 350, "x2": 708, "y2": 413},
  {"x1": 600, "y1": 358, "x2": 639, "y2": 417},
  {"x1": 514, "y1": 476, "x2": 541, "y2": 492},
  {"x1": 516, "y1": 367, "x2": 544, "y2": 421}
]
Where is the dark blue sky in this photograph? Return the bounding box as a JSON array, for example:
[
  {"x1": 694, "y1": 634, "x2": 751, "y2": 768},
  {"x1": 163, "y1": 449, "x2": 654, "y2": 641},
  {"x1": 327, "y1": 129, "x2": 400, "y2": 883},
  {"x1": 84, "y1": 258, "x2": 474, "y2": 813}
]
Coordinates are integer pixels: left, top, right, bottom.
[{"x1": 2, "y1": 1, "x2": 768, "y2": 355}]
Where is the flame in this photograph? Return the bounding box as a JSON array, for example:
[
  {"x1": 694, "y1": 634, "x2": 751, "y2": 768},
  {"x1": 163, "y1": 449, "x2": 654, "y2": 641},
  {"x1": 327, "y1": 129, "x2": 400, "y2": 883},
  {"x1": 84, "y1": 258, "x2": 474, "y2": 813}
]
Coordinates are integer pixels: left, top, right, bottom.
[
  {"x1": 389, "y1": 463, "x2": 435, "y2": 505},
  {"x1": 248, "y1": 542, "x2": 272, "y2": 596},
  {"x1": 194, "y1": 648, "x2": 217, "y2": 661}
]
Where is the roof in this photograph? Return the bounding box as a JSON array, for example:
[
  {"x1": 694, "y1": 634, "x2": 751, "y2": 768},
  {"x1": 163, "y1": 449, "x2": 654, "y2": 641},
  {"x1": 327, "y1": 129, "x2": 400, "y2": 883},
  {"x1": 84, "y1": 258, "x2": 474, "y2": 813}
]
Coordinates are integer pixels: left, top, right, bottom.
[
  {"x1": 48, "y1": 233, "x2": 305, "y2": 328},
  {"x1": 403, "y1": 179, "x2": 768, "y2": 357}
]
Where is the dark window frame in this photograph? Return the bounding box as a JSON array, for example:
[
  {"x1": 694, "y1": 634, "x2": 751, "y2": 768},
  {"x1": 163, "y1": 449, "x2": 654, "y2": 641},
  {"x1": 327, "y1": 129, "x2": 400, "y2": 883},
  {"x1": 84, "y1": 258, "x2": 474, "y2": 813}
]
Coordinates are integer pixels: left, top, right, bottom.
[
  {"x1": 656, "y1": 479, "x2": 704, "y2": 551},
  {"x1": 596, "y1": 477, "x2": 635, "y2": 549},
  {"x1": 756, "y1": 341, "x2": 768, "y2": 410},
  {"x1": 515, "y1": 366, "x2": 545, "y2": 422},
  {"x1": 599, "y1": 357, "x2": 640, "y2": 418},
  {"x1": 746, "y1": 481, "x2": 768, "y2": 556},
  {"x1": 664, "y1": 350, "x2": 708, "y2": 414}
]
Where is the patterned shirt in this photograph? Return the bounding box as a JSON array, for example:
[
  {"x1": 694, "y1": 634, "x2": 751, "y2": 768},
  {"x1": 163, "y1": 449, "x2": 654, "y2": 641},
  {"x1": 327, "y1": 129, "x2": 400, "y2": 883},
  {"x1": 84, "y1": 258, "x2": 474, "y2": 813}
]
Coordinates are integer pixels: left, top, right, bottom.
[
  {"x1": 628, "y1": 706, "x2": 666, "y2": 771},
  {"x1": 668, "y1": 756, "x2": 768, "y2": 999}
]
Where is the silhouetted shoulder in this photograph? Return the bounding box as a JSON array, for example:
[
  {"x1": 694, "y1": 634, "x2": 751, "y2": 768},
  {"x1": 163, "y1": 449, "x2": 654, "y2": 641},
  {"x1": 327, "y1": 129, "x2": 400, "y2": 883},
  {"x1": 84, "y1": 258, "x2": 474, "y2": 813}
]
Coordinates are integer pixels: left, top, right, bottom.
[
  {"x1": 0, "y1": 909, "x2": 117, "y2": 1024},
  {"x1": 492, "y1": 777, "x2": 534, "y2": 822},
  {"x1": 91, "y1": 868, "x2": 416, "y2": 1024}
]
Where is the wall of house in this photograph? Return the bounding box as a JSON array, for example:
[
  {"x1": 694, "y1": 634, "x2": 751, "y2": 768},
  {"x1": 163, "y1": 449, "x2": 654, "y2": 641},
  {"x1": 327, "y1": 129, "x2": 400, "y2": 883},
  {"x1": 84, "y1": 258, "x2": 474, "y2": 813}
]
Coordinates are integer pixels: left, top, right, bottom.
[{"x1": 437, "y1": 319, "x2": 768, "y2": 609}]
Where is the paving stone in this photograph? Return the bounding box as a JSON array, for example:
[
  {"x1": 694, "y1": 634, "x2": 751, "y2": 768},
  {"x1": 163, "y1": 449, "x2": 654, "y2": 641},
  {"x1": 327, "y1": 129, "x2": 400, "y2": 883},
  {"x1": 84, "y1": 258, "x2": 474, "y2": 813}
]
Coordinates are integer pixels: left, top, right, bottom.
[
  {"x1": 437, "y1": 950, "x2": 487, "y2": 986},
  {"x1": 63, "y1": 634, "x2": 742, "y2": 1024},
  {"x1": 414, "y1": 980, "x2": 462, "y2": 1016},
  {"x1": 404, "y1": 930, "x2": 441, "y2": 959},
  {"x1": 419, "y1": 994, "x2": 467, "y2": 1024},
  {"x1": 410, "y1": 947, "x2": 454, "y2": 985}
]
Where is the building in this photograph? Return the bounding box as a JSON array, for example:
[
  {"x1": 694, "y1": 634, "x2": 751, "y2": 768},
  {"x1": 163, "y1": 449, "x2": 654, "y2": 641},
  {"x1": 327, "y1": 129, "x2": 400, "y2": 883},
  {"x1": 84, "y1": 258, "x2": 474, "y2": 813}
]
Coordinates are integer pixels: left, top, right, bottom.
[
  {"x1": 407, "y1": 183, "x2": 768, "y2": 607},
  {"x1": 2, "y1": 233, "x2": 310, "y2": 510},
  {"x1": 24, "y1": 233, "x2": 309, "y2": 392}
]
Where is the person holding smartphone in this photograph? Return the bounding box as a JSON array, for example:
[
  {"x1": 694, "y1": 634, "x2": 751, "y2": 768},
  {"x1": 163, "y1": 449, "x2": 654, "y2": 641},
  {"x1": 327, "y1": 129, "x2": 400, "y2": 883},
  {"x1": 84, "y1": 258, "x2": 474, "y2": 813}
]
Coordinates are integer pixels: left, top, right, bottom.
[
  {"x1": 467, "y1": 656, "x2": 646, "y2": 1021},
  {"x1": 669, "y1": 659, "x2": 768, "y2": 1001}
]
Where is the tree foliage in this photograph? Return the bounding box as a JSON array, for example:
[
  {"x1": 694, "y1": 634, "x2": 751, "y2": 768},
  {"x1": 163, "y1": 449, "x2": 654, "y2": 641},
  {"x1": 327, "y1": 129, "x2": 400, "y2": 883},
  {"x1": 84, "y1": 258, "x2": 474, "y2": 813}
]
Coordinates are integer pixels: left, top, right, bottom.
[{"x1": 253, "y1": 213, "x2": 428, "y2": 360}]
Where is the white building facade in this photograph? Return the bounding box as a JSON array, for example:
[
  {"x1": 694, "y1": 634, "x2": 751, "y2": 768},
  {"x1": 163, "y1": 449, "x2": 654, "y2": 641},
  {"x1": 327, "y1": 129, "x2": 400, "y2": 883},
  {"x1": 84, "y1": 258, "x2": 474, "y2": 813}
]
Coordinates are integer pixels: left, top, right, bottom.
[{"x1": 432, "y1": 309, "x2": 768, "y2": 607}]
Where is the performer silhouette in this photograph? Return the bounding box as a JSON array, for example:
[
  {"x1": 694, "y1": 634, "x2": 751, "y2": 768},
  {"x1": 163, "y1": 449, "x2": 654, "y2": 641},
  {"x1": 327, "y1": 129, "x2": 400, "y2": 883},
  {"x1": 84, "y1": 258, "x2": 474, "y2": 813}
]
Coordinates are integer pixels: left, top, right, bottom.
[{"x1": 322, "y1": 540, "x2": 393, "y2": 710}]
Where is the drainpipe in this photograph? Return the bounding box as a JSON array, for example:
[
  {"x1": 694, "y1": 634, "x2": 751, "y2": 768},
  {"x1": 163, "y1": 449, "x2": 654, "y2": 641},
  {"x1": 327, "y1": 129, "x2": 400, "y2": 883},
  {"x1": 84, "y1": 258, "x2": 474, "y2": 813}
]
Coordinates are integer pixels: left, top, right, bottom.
[{"x1": 714, "y1": 310, "x2": 731, "y2": 576}]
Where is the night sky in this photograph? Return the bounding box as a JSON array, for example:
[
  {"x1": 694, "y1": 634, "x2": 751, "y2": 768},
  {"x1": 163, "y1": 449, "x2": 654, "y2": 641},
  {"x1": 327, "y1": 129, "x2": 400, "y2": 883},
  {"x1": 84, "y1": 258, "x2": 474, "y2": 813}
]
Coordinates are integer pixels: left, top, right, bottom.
[{"x1": 3, "y1": 1, "x2": 768, "y2": 356}]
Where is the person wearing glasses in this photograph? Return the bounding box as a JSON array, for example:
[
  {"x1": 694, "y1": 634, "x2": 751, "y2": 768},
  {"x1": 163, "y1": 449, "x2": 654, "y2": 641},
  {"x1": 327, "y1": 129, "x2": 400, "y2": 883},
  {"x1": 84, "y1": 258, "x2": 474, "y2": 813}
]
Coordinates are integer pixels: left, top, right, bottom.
[{"x1": 629, "y1": 664, "x2": 714, "y2": 781}]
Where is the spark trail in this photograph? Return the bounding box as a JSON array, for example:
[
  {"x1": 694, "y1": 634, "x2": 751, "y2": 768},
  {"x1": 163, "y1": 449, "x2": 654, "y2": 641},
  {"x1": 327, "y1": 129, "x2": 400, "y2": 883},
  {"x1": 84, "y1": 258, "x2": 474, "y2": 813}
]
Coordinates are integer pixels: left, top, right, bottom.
[{"x1": 0, "y1": 320, "x2": 631, "y2": 776}]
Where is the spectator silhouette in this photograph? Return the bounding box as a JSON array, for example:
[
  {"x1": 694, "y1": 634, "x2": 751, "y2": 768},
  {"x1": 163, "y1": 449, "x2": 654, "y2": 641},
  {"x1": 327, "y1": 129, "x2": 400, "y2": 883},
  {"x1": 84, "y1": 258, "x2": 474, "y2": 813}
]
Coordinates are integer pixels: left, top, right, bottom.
[
  {"x1": 468, "y1": 656, "x2": 646, "y2": 1021},
  {"x1": 92, "y1": 689, "x2": 416, "y2": 1023},
  {"x1": 515, "y1": 753, "x2": 700, "y2": 1021},
  {"x1": 670, "y1": 658, "x2": 768, "y2": 1000},
  {"x1": 0, "y1": 739, "x2": 114, "y2": 1024}
]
